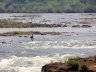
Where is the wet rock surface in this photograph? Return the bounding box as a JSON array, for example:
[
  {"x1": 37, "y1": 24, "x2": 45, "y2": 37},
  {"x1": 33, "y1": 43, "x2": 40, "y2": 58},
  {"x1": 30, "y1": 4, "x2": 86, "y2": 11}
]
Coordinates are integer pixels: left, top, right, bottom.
[{"x1": 41, "y1": 57, "x2": 96, "y2": 72}]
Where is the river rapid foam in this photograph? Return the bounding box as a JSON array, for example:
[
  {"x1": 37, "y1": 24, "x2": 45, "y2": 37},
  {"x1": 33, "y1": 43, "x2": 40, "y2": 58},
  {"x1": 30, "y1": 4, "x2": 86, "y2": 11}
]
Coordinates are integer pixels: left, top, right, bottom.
[{"x1": 0, "y1": 40, "x2": 96, "y2": 72}]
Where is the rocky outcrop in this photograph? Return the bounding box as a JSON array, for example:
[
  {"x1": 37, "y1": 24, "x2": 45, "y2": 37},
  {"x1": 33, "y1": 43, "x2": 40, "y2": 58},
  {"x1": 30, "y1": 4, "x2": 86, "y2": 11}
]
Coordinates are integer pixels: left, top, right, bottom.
[
  {"x1": 41, "y1": 62, "x2": 78, "y2": 72},
  {"x1": 41, "y1": 57, "x2": 96, "y2": 72}
]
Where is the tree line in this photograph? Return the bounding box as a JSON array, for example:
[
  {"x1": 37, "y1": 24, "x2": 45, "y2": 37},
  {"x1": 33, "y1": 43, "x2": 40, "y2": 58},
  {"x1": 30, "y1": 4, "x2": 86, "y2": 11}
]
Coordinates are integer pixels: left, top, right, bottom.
[{"x1": 0, "y1": 0, "x2": 96, "y2": 13}]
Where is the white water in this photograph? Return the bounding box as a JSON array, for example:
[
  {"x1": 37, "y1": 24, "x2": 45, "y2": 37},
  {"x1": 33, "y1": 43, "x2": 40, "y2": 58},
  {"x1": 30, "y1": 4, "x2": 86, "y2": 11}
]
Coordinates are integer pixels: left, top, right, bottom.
[
  {"x1": 0, "y1": 55, "x2": 72, "y2": 72},
  {"x1": 0, "y1": 39, "x2": 96, "y2": 72}
]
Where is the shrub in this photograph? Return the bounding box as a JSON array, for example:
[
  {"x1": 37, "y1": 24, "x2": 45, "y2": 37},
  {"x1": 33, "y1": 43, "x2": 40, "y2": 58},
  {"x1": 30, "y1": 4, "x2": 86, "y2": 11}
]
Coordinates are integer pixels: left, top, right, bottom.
[
  {"x1": 94, "y1": 56, "x2": 96, "y2": 59},
  {"x1": 80, "y1": 65, "x2": 88, "y2": 72},
  {"x1": 67, "y1": 58, "x2": 79, "y2": 71},
  {"x1": 84, "y1": 7, "x2": 96, "y2": 13},
  {"x1": 13, "y1": 32, "x2": 20, "y2": 35}
]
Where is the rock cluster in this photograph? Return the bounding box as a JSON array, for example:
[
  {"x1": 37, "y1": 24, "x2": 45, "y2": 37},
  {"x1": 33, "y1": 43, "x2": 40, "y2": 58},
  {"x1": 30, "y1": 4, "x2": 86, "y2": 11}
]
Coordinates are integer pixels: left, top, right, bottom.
[{"x1": 41, "y1": 57, "x2": 96, "y2": 72}]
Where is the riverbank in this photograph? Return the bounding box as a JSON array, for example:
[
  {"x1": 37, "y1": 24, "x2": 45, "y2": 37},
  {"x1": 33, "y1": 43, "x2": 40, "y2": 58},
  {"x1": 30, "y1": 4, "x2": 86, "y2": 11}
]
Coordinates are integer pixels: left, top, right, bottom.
[
  {"x1": 0, "y1": 19, "x2": 92, "y2": 28},
  {"x1": 0, "y1": 20, "x2": 67, "y2": 28},
  {"x1": 42, "y1": 56, "x2": 96, "y2": 72},
  {"x1": 0, "y1": 31, "x2": 62, "y2": 36}
]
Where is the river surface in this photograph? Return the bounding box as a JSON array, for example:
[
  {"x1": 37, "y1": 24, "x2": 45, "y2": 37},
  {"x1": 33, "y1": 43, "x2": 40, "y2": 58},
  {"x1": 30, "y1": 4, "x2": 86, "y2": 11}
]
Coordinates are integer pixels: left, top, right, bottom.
[
  {"x1": 0, "y1": 13, "x2": 96, "y2": 72},
  {"x1": 0, "y1": 13, "x2": 96, "y2": 25}
]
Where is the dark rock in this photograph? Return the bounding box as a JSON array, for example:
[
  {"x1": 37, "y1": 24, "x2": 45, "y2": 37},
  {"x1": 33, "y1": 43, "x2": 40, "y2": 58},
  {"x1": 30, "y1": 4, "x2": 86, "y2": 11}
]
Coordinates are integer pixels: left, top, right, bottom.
[
  {"x1": 63, "y1": 25, "x2": 67, "y2": 27},
  {"x1": 24, "y1": 36, "x2": 28, "y2": 37},
  {"x1": 18, "y1": 35, "x2": 22, "y2": 37},
  {"x1": 2, "y1": 41, "x2": 6, "y2": 44},
  {"x1": 41, "y1": 62, "x2": 72, "y2": 72},
  {"x1": 41, "y1": 57, "x2": 96, "y2": 72},
  {"x1": 72, "y1": 25, "x2": 80, "y2": 28},
  {"x1": 81, "y1": 25, "x2": 91, "y2": 28}
]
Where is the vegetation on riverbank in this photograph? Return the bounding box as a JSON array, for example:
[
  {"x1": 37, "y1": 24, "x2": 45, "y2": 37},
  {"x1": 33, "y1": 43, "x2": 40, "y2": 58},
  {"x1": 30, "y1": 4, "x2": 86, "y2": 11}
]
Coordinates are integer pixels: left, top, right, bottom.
[
  {"x1": 0, "y1": 19, "x2": 92, "y2": 28},
  {"x1": 0, "y1": 31, "x2": 62, "y2": 36},
  {"x1": 0, "y1": 0, "x2": 96, "y2": 13},
  {"x1": 0, "y1": 20, "x2": 68, "y2": 28},
  {"x1": 42, "y1": 56, "x2": 96, "y2": 72}
]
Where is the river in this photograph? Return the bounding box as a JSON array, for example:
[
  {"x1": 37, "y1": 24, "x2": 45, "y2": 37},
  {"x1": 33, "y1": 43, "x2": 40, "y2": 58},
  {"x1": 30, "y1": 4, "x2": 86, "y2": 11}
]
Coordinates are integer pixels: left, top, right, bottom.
[{"x1": 0, "y1": 13, "x2": 96, "y2": 72}]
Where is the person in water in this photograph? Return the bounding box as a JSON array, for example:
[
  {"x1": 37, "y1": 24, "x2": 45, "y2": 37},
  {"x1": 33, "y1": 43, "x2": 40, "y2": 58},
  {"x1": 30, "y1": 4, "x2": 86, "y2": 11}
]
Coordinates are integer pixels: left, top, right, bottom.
[{"x1": 30, "y1": 33, "x2": 34, "y2": 41}]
